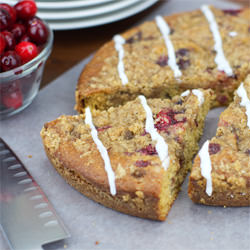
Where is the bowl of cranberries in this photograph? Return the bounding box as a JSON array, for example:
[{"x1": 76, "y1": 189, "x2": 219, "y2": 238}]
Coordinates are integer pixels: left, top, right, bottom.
[{"x1": 0, "y1": 0, "x2": 53, "y2": 119}]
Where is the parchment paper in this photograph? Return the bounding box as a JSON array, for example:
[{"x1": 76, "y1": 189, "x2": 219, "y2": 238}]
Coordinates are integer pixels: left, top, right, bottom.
[{"x1": 1, "y1": 1, "x2": 249, "y2": 249}]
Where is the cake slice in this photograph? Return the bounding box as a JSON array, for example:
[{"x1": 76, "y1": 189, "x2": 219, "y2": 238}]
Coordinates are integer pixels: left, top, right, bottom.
[
  {"x1": 188, "y1": 75, "x2": 250, "y2": 206},
  {"x1": 41, "y1": 89, "x2": 214, "y2": 220}
]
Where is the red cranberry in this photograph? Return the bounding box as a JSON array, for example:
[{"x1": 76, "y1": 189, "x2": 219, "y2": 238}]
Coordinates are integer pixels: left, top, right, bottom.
[
  {"x1": 27, "y1": 17, "x2": 48, "y2": 44},
  {"x1": 209, "y1": 143, "x2": 221, "y2": 155},
  {"x1": 177, "y1": 58, "x2": 190, "y2": 70},
  {"x1": 1, "y1": 51, "x2": 21, "y2": 71},
  {"x1": 1, "y1": 81, "x2": 23, "y2": 109},
  {"x1": 217, "y1": 95, "x2": 228, "y2": 105},
  {"x1": 0, "y1": 8, "x2": 11, "y2": 30},
  {"x1": 139, "y1": 144, "x2": 157, "y2": 155},
  {"x1": 0, "y1": 33, "x2": 6, "y2": 54},
  {"x1": 0, "y1": 3, "x2": 16, "y2": 24},
  {"x1": 156, "y1": 55, "x2": 168, "y2": 67},
  {"x1": 135, "y1": 160, "x2": 150, "y2": 167},
  {"x1": 19, "y1": 34, "x2": 31, "y2": 42},
  {"x1": 223, "y1": 9, "x2": 242, "y2": 16},
  {"x1": 15, "y1": 0, "x2": 37, "y2": 20},
  {"x1": 126, "y1": 31, "x2": 142, "y2": 44},
  {"x1": 97, "y1": 125, "x2": 112, "y2": 132},
  {"x1": 11, "y1": 23, "x2": 26, "y2": 40},
  {"x1": 154, "y1": 109, "x2": 186, "y2": 132},
  {"x1": 15, "y1": 41, "x2": 38, "y2": 64},
  {"x1": 176, "y1": 48, "x2": 189, "y2": 57},
  {"x1": 2, "y1": 31, "x2": 16, "y2": 50}
]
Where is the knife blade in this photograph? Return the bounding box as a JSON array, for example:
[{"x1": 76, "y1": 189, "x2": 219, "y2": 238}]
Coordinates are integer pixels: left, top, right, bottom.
[{"x1": 0, "y1": 138, "x2": 70, "y2": 250}]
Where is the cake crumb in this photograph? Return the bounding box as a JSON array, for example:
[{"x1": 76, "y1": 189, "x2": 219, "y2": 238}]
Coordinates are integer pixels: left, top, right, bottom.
[
  {"x1": 64, "y1": 244, "x2": 67, "y2": 248},
  {"x1": 223, "y1": 205, "x2": 227, "y2": 208},
  {"x1": 27, "y1": 155, "x2": 32, "y2": 158},
  {"x1": 208, "y1": 210, "x2": 212, "y2": 214},
  {"x1": 95, "y1": 241, "x2": 100, "y2": 245}
]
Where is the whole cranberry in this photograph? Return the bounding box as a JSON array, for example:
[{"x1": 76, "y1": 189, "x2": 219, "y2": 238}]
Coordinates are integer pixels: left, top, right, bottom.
[
  {"x1": 11, "y1": 23, "x2": 26, "y2": 40},
  {"x1": 2, "y1": 31, "x2": 16, "y2": 50},
  {"x1": 0, "y1": 8, "x2": 11, "y2": 30},
  {"x1": 0, "y1": 32, "x2": 6, "y2": 54},
  {"x1": 15, "y1": 41, "x2": 38, "y2": 64},
  {"x1": 15, "y1": 0, "x2": 37, "y2": 20},
  {"x1": 0, "y1": 3, "x2": 16, "y2": 24},
  {"x1": 19, "y1": 34, "x2": 31, "y2": 42},
  {"x1": 1, "y1": 81, "x2": 23, "y2": 109},
  {"x1": 27, "y1": 17, "x2": 48, "y2": 44},
  {"x1": 1, "y1": 50, "x2": 21, "y2": 72}
]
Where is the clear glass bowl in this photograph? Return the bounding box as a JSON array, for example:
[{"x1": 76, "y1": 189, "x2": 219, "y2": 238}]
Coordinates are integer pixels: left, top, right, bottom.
[{"x1": 0, "y1": 22, "x2": 53, "y2": 119}]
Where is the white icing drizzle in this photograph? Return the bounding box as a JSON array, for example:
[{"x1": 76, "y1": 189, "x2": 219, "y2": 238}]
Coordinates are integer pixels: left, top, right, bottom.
[
  {"x1": 181, "y1": 90, "x2": 190, "y2": 97},
  {"x1": 139, "y1": 95, "x2": 170, "y2": 170},
  {"x1": 192, "y1": 89, "x2": 204, "y2": 106},
  {"x1": 155, "y1": 15, "x2": 182, "y2": 79},
  {"x1": 181, "y1": 89, "x2": 204, "y2": 106},
  {"x1": 236, "y1": 82, "x2": 250, "y2": 129},
  {"x1": 201, "y1": 5, "x2": 233, "y2": 76},
  {"x1": 229, "y1": 31, "x2": 237, "y2": 37},
  {"x1": 85, "y1": 107, "x2": 116, "y2": 195},
  {"x1": 113, "y1": 35, "x2": 128, "y2": 85},
  {"x1": 199, "y1": 140, "x2": 213, "y2": 196}
]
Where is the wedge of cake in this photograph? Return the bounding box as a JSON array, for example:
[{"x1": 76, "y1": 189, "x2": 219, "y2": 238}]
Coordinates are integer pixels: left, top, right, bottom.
[
  {"x1": 188, "y1": 75, "x2": 250, "y2": 206},
  {"x1": 41, "y1": 89, "x2": 214, "y2": 220},
  {"x1": 75, "y1": 6, "x2": 250, "y2": 112}
]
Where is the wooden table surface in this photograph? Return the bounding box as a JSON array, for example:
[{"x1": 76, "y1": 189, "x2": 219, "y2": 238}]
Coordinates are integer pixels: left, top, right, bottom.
[{"x1": 41, "y1": 0, "x2": 249, "y2": 89}]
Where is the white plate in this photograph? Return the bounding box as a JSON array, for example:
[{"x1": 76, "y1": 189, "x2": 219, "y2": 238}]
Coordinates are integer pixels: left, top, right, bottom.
[
  {"x1": 36, "y1": 0, "x2": 115, "y2": 9},
  {"x1": 8, "y1": 0, "x2": 114, "y2": 8},
  {"x1": 45, "y1": 0, "x2": 158, "y2": 30},
  {"x1": 37, "y1": 0, "x2": 142, "y2": 20}
]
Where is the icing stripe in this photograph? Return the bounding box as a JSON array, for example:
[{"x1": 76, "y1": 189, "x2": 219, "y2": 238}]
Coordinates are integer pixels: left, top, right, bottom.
[
  {"x1": 85, "y1": 107, "x2": 116, "y2": 195},
  {"x1": 199, "y1": 140, "x2": 213, "y2": 196},
  {"x1": 155, "y1": 16, "x2": 182, "y2": 78},
  {"x1": 181, "y1": 89, "x2": 204, "y2": 106},
  {"x1": 201, "y1": 5, "x2": 233, "y2": 76},
  {"x1": 236, "y1": 82, "x2": 250, "y2": 129},
  {"x1": 113, "y1": 35, "x2": 128, "y2": 85},
  {"x1": 229, "y1": 31, "x2": 237, "y2": 37},
  {"x1": 181, "y1": 90, "x2": 190, "y2": 97},
  {"x1": 139, "y1": 95, "x2": 170, "y2": 170},
  {"x1": 192, "y1": 89, "x2": 204, "y2": 106}
]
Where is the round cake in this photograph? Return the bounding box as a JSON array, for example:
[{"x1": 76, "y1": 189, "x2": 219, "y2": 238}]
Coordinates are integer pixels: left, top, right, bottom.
[
  {"x1": 41, "y1": 5, "x2": 250, "y2": 221},
  {"x1": 75, "y1": 6, "x2": 250, "y2": 112}
]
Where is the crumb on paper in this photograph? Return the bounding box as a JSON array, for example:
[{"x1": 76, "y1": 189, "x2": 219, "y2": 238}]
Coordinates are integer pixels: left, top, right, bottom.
[
  {"x1": 64, "y1": 244, "x2": 67, "y2": 248},
  {"x1": 167, "y1": 220, "x2": 172, "y2": 224},
  {"x1": 208, "y1": 210, "x2": 212, "y2": 214},
  {"x1": 223, "y1": 205, "x2": 227, "y2": 208},
  {"x1": 28, "y1": 155, "x2": 32, "y2": 158},
  {"x1": 210, "y1": 237, "x2": 214, "y2": 241},
  {"x1": 95, "y1": 241, "x2": 100, "y2": 245}
]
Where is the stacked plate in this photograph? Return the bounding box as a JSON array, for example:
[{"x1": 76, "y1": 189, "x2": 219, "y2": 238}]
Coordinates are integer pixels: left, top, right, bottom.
[{"x1": 9, "y1": 0, "x2": 158, "y2": 30}]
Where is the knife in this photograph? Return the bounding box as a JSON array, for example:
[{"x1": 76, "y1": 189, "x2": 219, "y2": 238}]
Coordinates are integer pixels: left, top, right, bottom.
[{"x1": 0, "y1": 138, "x2": 70, "y2": 250}]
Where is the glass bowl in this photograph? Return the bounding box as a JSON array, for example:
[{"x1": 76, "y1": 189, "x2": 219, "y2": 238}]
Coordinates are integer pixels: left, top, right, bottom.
[{"x1": 0, "y1": 22, "x2": 53, "y2": 119}]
